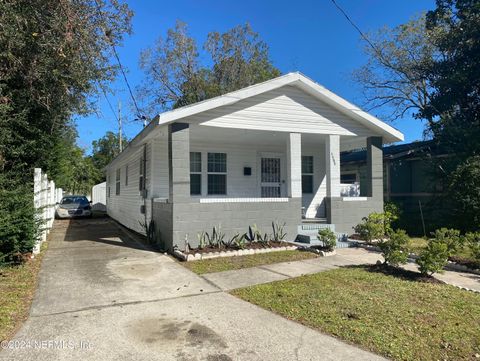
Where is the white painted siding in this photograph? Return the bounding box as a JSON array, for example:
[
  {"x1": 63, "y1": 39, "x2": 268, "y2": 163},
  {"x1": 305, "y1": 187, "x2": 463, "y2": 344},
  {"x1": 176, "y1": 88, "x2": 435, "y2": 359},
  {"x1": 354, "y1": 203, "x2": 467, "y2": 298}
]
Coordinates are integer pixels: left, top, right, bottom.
[
  {"x1": 190, "y1": 141, "x2": 288, "y2": 198},
  {"x1": 106, "y1": 142, "x2": 154, "y2": 234},
  {"x1": 150, "y1": 132, "x2": 169, "y2": 198},
  {"x1": 187, "y1": 85, "x2": 376, "y2": 137}
]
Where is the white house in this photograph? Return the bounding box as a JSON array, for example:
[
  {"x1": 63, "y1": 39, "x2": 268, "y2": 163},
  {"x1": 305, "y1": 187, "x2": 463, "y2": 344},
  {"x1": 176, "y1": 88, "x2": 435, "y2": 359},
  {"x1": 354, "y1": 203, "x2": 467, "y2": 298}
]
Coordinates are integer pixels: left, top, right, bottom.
[{"x1": 105, "y1": 72, "x2": 403, "y2": 251}]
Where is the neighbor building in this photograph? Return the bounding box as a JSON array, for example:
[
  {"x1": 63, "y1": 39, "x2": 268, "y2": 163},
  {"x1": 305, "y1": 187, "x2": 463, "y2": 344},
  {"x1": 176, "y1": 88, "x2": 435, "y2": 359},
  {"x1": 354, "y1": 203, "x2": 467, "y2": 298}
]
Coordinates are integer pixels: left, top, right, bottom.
[
  {"x1": 105, "y1": 72, "x2": 403, "y2": 251},
  {"x1": 341, "y1": 140, "x2": 446, "y2": 235}
]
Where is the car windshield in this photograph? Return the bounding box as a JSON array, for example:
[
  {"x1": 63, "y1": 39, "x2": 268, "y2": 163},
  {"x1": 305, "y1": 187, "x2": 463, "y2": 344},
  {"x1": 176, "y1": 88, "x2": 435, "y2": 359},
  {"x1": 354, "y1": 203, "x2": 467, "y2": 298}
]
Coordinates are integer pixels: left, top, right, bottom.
[{"x1": 61, "y1": 196, "x2": 89, "y2": 205}]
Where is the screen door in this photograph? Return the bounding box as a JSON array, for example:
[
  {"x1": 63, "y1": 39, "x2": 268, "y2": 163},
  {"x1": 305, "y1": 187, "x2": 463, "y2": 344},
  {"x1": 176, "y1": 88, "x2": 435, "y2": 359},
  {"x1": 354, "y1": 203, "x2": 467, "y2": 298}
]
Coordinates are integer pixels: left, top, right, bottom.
[{"x1": 261, "y1": 157, "x2": 281, "y2": 197}]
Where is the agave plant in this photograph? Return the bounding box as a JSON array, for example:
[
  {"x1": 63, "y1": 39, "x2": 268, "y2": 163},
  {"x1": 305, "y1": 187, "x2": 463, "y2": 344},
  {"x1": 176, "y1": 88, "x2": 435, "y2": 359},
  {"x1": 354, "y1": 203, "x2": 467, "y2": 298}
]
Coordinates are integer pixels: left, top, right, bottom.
[
  {"x1": 272, "y1": 221, "x2": 287, "y2": 242},
  {"x1": 197, "y1": 231, "x2": 207, "y2": 249},
  {"x1": 223, "y1": 232, "x2": 247, "y2": 249},
  {"x1": 205, "y1": 226, "x2": 225, "y2": 249}
]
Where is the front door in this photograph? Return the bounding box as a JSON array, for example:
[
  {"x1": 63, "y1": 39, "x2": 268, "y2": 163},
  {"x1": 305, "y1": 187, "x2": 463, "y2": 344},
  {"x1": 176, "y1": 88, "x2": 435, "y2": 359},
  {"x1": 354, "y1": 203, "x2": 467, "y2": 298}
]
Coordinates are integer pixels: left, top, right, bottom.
[{"x1": 261, "y1": 157, "x2": 282, "y2": 197}]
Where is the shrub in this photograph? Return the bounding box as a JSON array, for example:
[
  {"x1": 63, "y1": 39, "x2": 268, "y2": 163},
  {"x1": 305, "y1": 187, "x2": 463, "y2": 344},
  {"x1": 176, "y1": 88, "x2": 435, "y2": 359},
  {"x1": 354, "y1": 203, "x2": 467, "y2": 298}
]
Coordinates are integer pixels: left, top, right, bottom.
[
  {"x1": 416, "y1": 240, "x2": 449, "y2": 276},
  {"x1": 354, "y1": 212, "x2": 385, "y2": 243},
  {"x1": 317, "y1": 228, "x2": 336, "y2": 251},
  {"x1": 384, "y1": 202, "x2": 401, "y2": 235},
  {"x1": 377, "y1": 229, "x2": 409, "y2": 266},
  {"x1": 0, "y1": 178, "x2": 39, "y2": 265},
  {"x1": 431, "y1": 228, "x2": 463, "y2": 256},
  {"x1": 465, "y1": 232, "x2": 480, "y2": 262}
]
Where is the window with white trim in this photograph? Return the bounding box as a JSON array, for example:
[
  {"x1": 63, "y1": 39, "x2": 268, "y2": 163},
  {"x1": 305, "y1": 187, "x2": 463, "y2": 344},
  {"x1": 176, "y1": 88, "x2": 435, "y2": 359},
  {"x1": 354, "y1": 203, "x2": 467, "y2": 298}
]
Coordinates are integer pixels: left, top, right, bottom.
[
  {"x1": 301, "y1": 156, "x2": 313, "y2": 194},
  {"x1": 190, "y1": 152, "x2": 202, "y2": 195},
  {"x1": 207, "y1": 153, "x2": 226, "y2": 195},
  {"x1": 115, "y1": 168, "x2": 121, "y2": 195}
]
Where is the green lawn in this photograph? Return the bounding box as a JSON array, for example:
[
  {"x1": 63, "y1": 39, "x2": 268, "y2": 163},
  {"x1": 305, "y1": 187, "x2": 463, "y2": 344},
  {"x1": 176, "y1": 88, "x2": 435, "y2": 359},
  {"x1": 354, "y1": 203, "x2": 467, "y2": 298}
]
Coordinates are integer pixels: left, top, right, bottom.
[
  {"x1": 0, "y1": 246, "x2": 45, "y2": 342},
  {"x1": 409, "y1": 237, "x2": 476, "y2": 259},
  {"x1": 182, "y1": 250, "x2": 317, "y2": 275},
  {"x1": 232, "y1": 266, "x2": 480, "y2": 361}
]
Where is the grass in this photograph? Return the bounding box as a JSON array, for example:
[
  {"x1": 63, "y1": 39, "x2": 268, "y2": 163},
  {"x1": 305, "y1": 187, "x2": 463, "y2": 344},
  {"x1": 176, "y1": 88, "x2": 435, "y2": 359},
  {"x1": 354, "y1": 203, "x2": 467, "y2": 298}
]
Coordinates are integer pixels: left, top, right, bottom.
[
  {"x1": 182, "y1": 250, "x2": 317, "y2": 275},
  {"x1": 232, "y1": 266, "x2": 480, "y2": 361},
  {"x1": 408, "y1": 237, "x2": 428, "y2": 254},
  {"x1": 0, "y1": 245, "x2": 46, "y2": 342},
  {"x1": 409, "y1": 237, "x2": 476, "y2": 259}
]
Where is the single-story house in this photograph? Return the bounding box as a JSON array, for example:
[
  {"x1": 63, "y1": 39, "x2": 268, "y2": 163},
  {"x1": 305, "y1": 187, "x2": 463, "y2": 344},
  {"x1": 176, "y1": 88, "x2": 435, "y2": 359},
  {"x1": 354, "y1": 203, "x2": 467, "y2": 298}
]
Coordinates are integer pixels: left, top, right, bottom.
[
  {"x1": 341, "y1": 140, "x2": 446, "y2": 235},
  {"x1": 105, "y1": 72, "x2": 403, "y2": 251}
]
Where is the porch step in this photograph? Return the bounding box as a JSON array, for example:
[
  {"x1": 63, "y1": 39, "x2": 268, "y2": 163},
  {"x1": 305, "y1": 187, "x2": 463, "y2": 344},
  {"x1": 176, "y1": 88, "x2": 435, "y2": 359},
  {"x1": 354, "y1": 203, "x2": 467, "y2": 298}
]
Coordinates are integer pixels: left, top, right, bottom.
[{"x1": 295, "y1": 222, "x2": 355, "y2": 248}]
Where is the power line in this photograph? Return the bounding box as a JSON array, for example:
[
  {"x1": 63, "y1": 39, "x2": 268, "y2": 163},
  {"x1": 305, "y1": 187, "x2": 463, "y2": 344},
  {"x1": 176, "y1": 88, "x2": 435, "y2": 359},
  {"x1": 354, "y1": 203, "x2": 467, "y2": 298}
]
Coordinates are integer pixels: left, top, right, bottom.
[
  {"x1": 100, "y1": 87, "x2": 119, "y2": 123},
  {"x1": 93, "y1": 0, "x2": 144, "y2": 120},
  {"x1": 330, "y1": 0, "x2": 383, "y2": 58}
]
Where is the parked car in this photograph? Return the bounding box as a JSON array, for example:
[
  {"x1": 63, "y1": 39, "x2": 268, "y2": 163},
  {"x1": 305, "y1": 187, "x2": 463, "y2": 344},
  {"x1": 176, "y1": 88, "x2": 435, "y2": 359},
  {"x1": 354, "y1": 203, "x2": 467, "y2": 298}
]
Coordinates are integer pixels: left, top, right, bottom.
[{"x1": 55, "y1": 195, "x2": 92, "y2": 219}]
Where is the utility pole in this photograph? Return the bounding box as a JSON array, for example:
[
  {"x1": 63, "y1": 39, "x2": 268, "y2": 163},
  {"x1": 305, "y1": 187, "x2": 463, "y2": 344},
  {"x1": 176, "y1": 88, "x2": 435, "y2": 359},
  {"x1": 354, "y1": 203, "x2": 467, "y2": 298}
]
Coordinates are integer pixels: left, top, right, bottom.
[{"x1": 118, "y1": 101, "x2": 123, "y2": 153}]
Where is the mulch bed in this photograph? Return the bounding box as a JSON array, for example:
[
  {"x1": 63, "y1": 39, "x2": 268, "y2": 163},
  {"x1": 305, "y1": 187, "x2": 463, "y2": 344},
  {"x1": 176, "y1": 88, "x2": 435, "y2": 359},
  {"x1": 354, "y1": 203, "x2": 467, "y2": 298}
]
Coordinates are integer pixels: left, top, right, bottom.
[
  {"x1": 448, "y1": 255, "x2": 480, "y2": 271},
  {"x1": 186, "y1": 241, "x2": 292, "y2": 255},
  {"x1": 361, "y1": 264, "x2": 444, "y2": 284}
]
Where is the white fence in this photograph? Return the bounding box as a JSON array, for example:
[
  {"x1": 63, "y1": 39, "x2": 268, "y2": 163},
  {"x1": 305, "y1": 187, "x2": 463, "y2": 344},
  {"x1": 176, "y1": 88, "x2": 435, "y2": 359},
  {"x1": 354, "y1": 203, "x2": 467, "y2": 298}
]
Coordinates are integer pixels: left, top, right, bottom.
[
  {"x1": 33, "y1": 168, "x2": 63, "y2": 254},
  {"x1": 91, "y1": 182, "x2": 106, "y2": 212}
]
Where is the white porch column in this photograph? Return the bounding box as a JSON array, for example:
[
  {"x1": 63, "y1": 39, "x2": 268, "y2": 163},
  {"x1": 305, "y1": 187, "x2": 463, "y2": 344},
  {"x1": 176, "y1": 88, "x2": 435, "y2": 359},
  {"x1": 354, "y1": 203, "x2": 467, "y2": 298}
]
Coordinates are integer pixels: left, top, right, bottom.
[
  {"x1": 325, "y1": 135, "x2": 341, "y2": 197},
  {"x1": 287, "y1": 133, "x2": 302, "y2": 198}
]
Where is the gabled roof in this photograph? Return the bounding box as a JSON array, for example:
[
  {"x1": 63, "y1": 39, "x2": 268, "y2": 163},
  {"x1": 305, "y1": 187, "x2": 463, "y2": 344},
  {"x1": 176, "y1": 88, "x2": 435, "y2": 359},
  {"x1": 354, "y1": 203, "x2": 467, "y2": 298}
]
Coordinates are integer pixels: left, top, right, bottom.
[
  {"x1": 153, "y1": 72, "x2": 404, "y2": 143},
  {"x1": 109, "y1": 72, "x2": 404, "y2": 169}
]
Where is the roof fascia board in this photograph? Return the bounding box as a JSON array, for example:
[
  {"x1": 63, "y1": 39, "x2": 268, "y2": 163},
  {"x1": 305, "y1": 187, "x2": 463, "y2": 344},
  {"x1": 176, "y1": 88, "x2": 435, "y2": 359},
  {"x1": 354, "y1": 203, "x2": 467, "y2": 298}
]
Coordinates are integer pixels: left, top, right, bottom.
[{"x1": 295, "y1": 76, "x2": 404, "y2": 142}]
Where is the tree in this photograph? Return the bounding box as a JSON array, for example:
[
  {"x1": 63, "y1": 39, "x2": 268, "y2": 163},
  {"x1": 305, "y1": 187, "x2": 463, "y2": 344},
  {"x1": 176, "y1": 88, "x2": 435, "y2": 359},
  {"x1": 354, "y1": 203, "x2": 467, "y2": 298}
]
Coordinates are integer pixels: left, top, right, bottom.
[
  {"x1": 0, "y1": 0, "x2": 132, "y2": 262},
  {"x1": 204, "y1": 23, "x2": 281, "y2": 96},
  {"x1": 90, "y1": 131, "x2": 128, "y2": 178},
  {"x1": 421, "y1": 0, "x2": 480, "y2": 159},
  {"x1": 352, "y1": 15, "x2": 438, "y2": 123},
  {"x1": 0, "y1": 0, "x2": 133, "y2": 177},
  {"x1": 139, "y1": 21, "x2": 280, "y2": 113},
  {"x1": 447, "y1": 156, "x2": 480, "y2": 231}
]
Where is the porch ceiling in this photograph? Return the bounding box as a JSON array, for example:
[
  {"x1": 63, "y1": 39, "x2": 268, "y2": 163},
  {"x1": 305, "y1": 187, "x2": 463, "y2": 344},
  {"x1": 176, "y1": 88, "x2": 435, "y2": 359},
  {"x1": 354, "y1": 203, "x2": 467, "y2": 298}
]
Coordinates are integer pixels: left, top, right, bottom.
[{"x1": 190, "y1": 124, "x2": 366, "y2": 150}]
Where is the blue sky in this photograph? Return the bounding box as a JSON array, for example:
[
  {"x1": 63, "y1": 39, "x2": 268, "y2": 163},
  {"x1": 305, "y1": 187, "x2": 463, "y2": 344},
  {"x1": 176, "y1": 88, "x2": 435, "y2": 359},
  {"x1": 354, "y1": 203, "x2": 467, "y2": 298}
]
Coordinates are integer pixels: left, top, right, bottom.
[{"x1": 77, "y1": 0, "x2": 436, "y2": 153}]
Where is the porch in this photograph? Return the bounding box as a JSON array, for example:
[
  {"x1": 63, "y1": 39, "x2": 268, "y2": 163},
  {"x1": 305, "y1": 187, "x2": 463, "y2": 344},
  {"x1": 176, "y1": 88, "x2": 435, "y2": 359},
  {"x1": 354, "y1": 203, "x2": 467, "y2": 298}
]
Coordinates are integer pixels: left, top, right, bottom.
[{"x1": 153, "y1": 122, "x2": 384, "y2": 250}]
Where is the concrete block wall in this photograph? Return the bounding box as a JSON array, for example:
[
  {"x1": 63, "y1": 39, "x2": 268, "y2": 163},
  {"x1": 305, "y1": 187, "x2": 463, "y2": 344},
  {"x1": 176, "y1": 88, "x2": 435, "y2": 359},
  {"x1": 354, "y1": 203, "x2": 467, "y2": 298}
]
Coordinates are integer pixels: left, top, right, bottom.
[
  {"x1": 327, "y1": 136, "x2": 384, "y2": 235},
  {"x1": 326, "y1": 197, "x2": 383, "y2": 235},
  {"x1": 154, "y1": 198, "x2": 302, "y2": 251},
  {"x1": 151, "y1": 201, "x2": 173, "y2": 251}
]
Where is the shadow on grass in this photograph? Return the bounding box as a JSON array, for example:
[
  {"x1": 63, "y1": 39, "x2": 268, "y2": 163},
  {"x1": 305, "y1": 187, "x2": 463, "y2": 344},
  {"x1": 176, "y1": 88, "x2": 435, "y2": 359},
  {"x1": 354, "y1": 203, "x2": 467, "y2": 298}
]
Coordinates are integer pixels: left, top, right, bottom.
[{"x1": 340, "y1": 264, "x2": 444, "y2": 284}]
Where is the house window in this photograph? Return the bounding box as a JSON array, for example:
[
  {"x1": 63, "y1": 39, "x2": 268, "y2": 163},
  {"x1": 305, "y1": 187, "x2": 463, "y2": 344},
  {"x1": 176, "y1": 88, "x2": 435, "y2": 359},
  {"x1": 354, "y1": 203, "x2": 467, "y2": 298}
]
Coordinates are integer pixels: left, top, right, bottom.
[
  {"x1": 190, "y1": 152, "x2": 202, "y2": 195},
  {"x1": 207, "y1": 153, "x2": 226, "y2": 195},
  {"x1": 302, "y1": 156, "x2": 313, "y2": 194},
  {"x1": 341, "y1": 173, "x2": 357, "y2": 184},
  {"x1": 125, "y1": 164, "x2": 128, "y2": 186},
  {"x1": 139, "y1": 156, "x2": 145, "y2": 191},
  {"x1": 115, "y1": 169, "x2": 121, "y2": 195}
]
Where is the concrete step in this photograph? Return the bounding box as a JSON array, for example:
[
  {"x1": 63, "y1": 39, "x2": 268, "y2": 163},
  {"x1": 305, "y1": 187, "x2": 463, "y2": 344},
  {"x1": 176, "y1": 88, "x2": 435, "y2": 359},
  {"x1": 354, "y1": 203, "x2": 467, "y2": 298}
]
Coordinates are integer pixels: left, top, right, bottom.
[{"x1": 298, "y1": 223, "x2": 335, "y2": 232}]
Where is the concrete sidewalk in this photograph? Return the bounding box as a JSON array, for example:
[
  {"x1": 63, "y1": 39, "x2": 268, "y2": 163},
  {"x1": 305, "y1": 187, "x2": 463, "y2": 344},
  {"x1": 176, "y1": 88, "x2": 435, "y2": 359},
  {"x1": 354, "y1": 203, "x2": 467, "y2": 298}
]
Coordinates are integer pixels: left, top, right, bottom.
[
  {"x1": 202, "y1": 247, "x2": 480, "y2": 293},
  {"x1": 0, "y1": 218, "x2": 385, "y2": 361},
  {"x1": 202, "y1": 248, "x2": 382, "y2": 291}
]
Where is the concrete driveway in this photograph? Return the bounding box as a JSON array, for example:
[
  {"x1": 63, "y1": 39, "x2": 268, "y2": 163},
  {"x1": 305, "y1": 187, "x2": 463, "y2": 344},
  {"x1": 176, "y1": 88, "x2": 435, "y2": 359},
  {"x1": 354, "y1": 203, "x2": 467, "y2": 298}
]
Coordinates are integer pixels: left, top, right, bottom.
[{"x1": 0, "y1": 218, "x2": 385, "y2": 361}]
